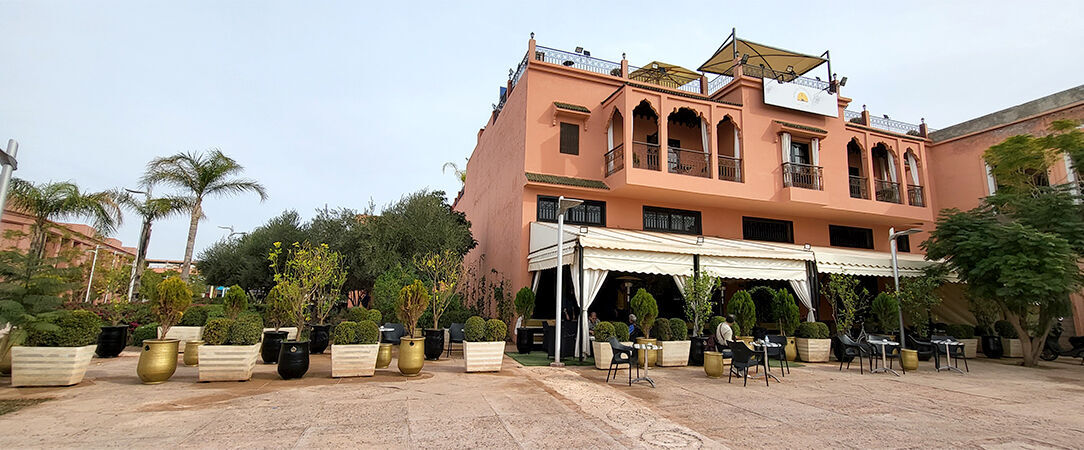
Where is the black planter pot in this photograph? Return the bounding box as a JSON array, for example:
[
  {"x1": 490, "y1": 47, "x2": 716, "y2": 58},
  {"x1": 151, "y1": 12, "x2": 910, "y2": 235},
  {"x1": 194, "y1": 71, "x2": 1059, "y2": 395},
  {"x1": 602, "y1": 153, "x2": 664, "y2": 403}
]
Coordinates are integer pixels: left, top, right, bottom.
[
  {"x1": 309, "y1": 324, "x2": 331, "y2": 354},
  {"x1": 95, "y1": 325, "x2": 128, "y2": 358},
  {"x1": 688, "y1": 336, "x2": 709, "y2": 366},
  {"x1": 423, "y1": 329, "x2": 445, "y2": 360},
  {"x1": 262, "y1": 330, "x2": 289, "y2": 364},
  {"x1": 543, "y1": 325, "x2": 576, "y2": 358},
  {"x1": 277, "y1": 340, "x2": 310, "y2": 379},
  {"x1": 981, "y1": 335, "x2": 1003, "y2": 358},
  {"x1": 516, "y1": 328, "x2": 535, "y2": 354}
]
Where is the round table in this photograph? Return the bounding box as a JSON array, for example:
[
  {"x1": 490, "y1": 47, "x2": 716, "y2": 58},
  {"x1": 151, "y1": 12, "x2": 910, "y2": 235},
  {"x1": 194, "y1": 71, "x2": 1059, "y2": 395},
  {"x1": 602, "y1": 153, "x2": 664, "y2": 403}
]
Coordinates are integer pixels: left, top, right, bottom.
[
  {"x1": 931, "y1": 339, "x2": 966, "y2": 374},
  {"x1": 751, "y1": 340, "x2": 782, "y2": 383},
  {"x1": 632, "y1": 343, "x2": 661, "y2": 388},
  {"x1": 868, "y1": 339, "x2": 900, "y2": 376}
]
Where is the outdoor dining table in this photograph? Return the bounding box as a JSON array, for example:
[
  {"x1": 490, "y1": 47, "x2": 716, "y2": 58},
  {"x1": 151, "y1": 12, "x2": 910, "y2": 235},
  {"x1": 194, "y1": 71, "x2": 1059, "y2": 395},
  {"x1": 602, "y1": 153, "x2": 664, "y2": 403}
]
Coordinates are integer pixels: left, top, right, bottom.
[
  {"x1": 632, "y1": 342, "x2": 662, "y2": 388},
  {"x1": 931, "y1": 338, "x2": 966, "y2": 374},
  {"x1": 751, "y1": 339, "x2": 782, "y2": 383},
  {"x1": 868, "y1": 338, "x2": 900, "y2": 376}
]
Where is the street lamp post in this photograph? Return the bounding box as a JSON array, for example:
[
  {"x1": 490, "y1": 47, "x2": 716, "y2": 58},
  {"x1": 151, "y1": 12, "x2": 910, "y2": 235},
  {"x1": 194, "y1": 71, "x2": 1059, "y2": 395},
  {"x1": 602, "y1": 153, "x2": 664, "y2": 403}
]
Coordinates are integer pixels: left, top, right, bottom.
[
  {"x1": 890, "y1": 227, "x2": 922, "y2": 348},
  {"x1": 0, "y1": 139, "x2": 20, "y2": 216},
  {"x1": 551, "y1": 196, "x2": 583, "y2": 367},
  {"x1": 85, "y1": 245, "x2": 100, "y2": 303}
]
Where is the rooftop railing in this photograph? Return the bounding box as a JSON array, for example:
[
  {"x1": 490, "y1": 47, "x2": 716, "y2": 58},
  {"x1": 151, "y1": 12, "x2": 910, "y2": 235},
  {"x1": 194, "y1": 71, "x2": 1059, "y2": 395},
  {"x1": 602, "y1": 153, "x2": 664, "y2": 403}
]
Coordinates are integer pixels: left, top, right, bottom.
[
  {"x1": 869, "y1": 116, "x2": 921, "y2": 136},
  {"x1": 535, "y1": 46, "x2": 622, "y2": 77},
  {"x1": 677, "y1": 79, "x2": 701, "y2": 93},
  {"x1": 707, "y1": 74, "x2": 734, "y2": 95},
  {"x1": 844, "y1": 110, "x2": 863, "y2": 123}
]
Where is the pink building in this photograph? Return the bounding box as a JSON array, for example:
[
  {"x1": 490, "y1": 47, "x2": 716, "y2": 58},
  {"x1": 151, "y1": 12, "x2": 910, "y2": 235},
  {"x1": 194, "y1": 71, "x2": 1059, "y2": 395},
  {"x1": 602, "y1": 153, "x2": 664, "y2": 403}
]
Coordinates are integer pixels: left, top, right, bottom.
[
  {"x1": 1, "y1": 206, "x2": 135, "y2": 263},
  {"x1": 456, "y1": 33, "x2": 1083, "y2": 346}
]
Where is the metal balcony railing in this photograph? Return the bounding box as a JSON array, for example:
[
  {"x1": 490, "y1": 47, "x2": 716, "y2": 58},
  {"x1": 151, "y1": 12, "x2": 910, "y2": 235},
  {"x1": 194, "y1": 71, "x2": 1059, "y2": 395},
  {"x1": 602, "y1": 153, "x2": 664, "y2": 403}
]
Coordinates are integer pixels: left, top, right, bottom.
[
  {"x1": 677, "y1": 79, "x2": 701, "y2": 93},
  {"x1": 782, "y1": 162, "x2": 823, "y2": 190},
  {"x1": 604, "y1": 144, "x2": 624, "y2": 177},
  {"x1": 869, "y1": 116, "x2": 921, "y2": 136},
  {"x1": 849, "y1": 175, "x2": 869, "y2": 199},
  {"x1": 718, "y1": 155, "x2": 742, "y2": 182},
  {"x1": 667, "y1": 147, "x2": 710, "y2": 178},
  {"x1": 632, "y1": 141, "x2": 660, "y2": 171},
  {"x1": 707, "y1": 74, "x2": 734, "y2": 95},
  {"x1": 907, "y1": 185, "x2": 926, "y2": 207},
  {"x1": 534, "y1": 46, "x2": 622, "y2": 77},
  {"x1": 875, "y1": 180, "x2": 902, "y2": 203}
]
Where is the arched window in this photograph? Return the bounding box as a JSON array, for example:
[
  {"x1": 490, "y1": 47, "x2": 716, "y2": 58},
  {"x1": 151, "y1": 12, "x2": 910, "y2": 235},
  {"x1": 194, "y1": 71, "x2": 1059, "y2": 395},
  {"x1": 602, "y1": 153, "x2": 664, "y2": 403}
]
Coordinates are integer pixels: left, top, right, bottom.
[
  {"x1": 665, "y1": 107, "x2": 709, "y2": 178},
  {"x1": 632, "y1": 100, "x2": 660, "y2": 171},
  {"x1": 847, "y1": 139, "x2": 868, "y2": 199},
  {"x1": 716, "y1": 116, "x2": 741, "y2": 182}
]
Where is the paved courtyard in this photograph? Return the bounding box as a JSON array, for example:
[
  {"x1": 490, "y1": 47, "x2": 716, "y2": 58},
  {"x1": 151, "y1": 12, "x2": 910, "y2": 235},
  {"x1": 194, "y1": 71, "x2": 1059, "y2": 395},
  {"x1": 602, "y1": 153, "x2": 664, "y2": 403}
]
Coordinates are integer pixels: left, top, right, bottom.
[{"x1": 1, "y1": 346, "x2": 1083, "y2": 449}]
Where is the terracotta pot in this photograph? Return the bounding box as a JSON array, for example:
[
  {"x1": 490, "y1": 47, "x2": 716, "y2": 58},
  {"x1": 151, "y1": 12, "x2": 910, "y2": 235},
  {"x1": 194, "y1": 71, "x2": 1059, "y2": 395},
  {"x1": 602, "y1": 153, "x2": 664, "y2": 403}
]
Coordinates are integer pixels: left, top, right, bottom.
[
  {"x1": 137, "y1": 339, "x2": 179, "y2": 384},
  {"x1": 398, "y1": 337, "x2": 425, "y2": 376},
  {"x1": 635, "y1": 338, "x2": 657, "y2": 367},
  {"x1": 703, "y1": 351, "x2": 724, "y2": 378},
  {"x1": 376, "y1": 343, "x2": 393, "y2": 369},
  {"x1": 901, "y1": 349, "x2": 918, "y2": 371},
  {"x1": 183, "y1": 340, "x2": 203, "y2": 366}
]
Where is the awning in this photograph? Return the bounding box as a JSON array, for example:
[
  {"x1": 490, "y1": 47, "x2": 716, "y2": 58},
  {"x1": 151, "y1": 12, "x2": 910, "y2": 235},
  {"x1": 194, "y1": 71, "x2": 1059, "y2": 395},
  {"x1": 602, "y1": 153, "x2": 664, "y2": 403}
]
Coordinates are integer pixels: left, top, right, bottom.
[
  {"x1": 629, "y1": 61, "x2": 701, "y2": 89},
  {"x1": 767, "y1": 244, "x2": 937, "y2": 278},
  {"x1": 699, "y1": 36, "x2": 826, "y2": 76}
]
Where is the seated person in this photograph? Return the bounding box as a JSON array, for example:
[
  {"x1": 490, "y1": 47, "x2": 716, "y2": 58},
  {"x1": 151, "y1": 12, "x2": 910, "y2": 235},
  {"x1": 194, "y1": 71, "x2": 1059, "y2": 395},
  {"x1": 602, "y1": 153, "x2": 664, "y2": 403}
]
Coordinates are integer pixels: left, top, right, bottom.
[
  {"x1": 715, "y1": 315, "x2": 736, "y2": 357},
  {"x1": 587, "y1": 311, "x2": 600, "y2": 336},
  {"x1": 628, "y1": 314, "x2": 643, "y2": 341}
]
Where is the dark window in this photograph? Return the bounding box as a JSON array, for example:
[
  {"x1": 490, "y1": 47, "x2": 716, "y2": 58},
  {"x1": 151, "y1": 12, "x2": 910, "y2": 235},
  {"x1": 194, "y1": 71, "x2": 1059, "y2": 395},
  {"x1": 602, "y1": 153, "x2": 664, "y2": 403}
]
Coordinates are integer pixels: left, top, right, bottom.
[
  {"x1": 897, "y1": 235, "x2": 911, "y2": 253},
  {"x1": 560, "y1": 122, "x2": 579, "y2": 155},
  {"x1": 742, "y1": 217, "x2": 794, "y2": 243},
  {"x1": 643, "y1": 206, "x2": 701, "y2": 234},
  {"x1": 537, "y1": 196, "x2": 605, "y2": 226},
  {"x1": 790, "y1": 141, "x2": 811, "y2": 165},
  {"x1": 829, "y1": 225, "x2": 875, "y2": 249}
]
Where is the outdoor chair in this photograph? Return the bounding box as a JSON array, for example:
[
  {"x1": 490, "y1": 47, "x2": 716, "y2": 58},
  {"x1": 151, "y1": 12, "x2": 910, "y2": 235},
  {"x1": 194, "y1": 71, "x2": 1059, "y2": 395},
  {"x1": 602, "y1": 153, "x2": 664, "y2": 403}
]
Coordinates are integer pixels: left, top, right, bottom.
[
  {"x1": 906, "y1": 331, "x2": 934, "y2": 361},
  {"x1": 930, "y1": 334, "x2": 969, "y2": 372},
  {"x1": 766, "y1": 335, "x2": 790, "y2": 376},
  {"x1": 837, "y1": 334, "x2": 872, "y2": 374},
  {"x1": 381, "y1": 323, "x2": 406, "y2": 345},
  {"x1": 728, "y1": 340, "x2": 766, "y2": 387},
  {"x1": 752, "y1": 327, "x2": 768, "y2": 341},
  {"x1": 868, "y1": 334, "x2": 905, "y2": 374},
  {"x1": 447, "y1": 323, "x2": 465, "y2": 358},
  {"x1": 714, "y1": 340, "x2": 734, "y2": 359},
  {"x1": 606, "y1": 337, "x2": 638, "y2": 386}
]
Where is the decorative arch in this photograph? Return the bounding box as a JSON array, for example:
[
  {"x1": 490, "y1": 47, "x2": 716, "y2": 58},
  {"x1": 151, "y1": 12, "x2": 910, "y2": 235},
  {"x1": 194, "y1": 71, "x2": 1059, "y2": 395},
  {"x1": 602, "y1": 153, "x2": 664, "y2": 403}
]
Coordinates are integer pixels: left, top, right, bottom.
[
  {"x1": 871, "y1": 142, "x2": 901, "y2": 203},
  {"x1": 632, "y1": 100, "x2": 661, "y2": 171},
  {"x1": 846, "y1": 138, "x2": 869, "y2": 199}
]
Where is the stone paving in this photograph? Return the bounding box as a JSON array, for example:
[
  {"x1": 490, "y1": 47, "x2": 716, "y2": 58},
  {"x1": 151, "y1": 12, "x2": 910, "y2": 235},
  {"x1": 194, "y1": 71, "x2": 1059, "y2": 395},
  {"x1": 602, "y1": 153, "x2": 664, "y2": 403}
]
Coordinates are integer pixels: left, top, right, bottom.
[{"x1": 1, "y1": 346, "x2": 1083, "y2": 449}]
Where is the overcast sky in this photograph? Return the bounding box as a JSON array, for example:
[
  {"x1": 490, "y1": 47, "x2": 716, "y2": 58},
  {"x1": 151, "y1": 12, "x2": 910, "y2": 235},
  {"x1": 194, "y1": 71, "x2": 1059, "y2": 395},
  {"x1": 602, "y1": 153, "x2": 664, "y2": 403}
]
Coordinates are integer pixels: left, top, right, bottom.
[{"x1": 2, "y1": 1, "x2": 1082, "y2": 261}]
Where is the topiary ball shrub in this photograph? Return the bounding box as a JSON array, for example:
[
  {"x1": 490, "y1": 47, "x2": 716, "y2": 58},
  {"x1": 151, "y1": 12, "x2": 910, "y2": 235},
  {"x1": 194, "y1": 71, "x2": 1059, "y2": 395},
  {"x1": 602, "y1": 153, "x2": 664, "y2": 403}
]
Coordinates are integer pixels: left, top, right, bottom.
[
  {"x1": 485, "y1": 319, "x2": 507, "y2": 342},
  {"x1": 630, "y1": 289, "x2": 658, "y2": 338},
  {"x1": 223, "y1": 285, "x2": 248, "y2": 320},
  {"x1": 332, "y1": 321, "x2": 360, "y2": 345},
  {"x1": 367, "y1": 309, "x2": 382, "y2": 325},
  {"x1": 612, "y1": 321, "x2": 630, "y2": 342},
  {"x1": 228, "y1": 317, "x2": 263, "y2": 345},
  {"x1": 994, "y1": 320, "x2": 1017, "y2": 338},
  {"x1": 669, "y1": 318, "x2": 688, "y2": 341},
  {"x1": 357, "y1": 320, "x2": 380, "y2": 344},
  {"x1": 707, "y1": 316, "x2": 725, "y2": 336},
  {"x1": 796, "y1": 322, "x2": 830, "y2": 339},
  {"x1": 464, "y1": 316, "x2": 486, "y2": 342},
  {"x1": 179, "y1": 305, "x2": 209, "y2": 327},
  {"x1": 945, "y1": 324, "x2": 976, "y2": 340},
  {"x1": 594, "y1": 322, "x2": 615, "y2": 342},
  {"x1": 203, "y1": 318, "x2": 233, "y2": 346},
  {"x1": 132, "y1": 322, "x2": 159, "y2": 346},
  {"x1": 653, "y1": 318, "x2": 672, "y2": 341},
  {"x1": 237, "y1": 311, "x2": 264, "y2": 328},
  {"x1": 347, "y1": 307, "x2": 369, "y2": 323},
  {"x1": 25, "y1": 310, "x2": 102, "y2": 347},
  {"x1": 870, "y1": 293, "x2": 900, "y2": 333}
]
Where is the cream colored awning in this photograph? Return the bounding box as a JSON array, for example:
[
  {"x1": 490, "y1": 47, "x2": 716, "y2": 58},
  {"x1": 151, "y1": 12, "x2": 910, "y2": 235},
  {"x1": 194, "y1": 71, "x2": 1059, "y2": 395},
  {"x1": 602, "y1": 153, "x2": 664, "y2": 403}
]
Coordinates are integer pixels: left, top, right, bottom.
[
  {"x1": 699, "y1": 37, "x2": 826, "y2": 76},
  {"x1": 769, "y1": 243, "x2": 937, "y2": 278}
]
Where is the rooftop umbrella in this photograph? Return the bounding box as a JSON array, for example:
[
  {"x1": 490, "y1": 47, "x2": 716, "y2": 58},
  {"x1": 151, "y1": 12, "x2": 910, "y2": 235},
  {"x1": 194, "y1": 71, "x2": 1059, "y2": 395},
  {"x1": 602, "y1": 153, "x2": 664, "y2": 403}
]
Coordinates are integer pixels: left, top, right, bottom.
[{"x1": 629, "y1": 61, "x2": 701, "y2": 89}]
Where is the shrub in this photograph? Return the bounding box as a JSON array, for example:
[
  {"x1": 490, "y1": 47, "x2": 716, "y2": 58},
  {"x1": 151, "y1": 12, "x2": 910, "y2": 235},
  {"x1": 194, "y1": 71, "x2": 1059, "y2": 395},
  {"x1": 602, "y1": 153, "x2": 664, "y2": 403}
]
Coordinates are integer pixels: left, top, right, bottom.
[
  {"x1": 346, "y1": 307, "x2": 369, "y2": 323},
  {"x1": 669, "y1": 318, "x2": 688, "y2": 341},
  {"x1": 728, "y1": 290, "x2": 756, "y2": 336},
  {"x1": 203, "y1": 318, "x2": 233, "y2": 345},
  {"x1": 707, "y1": 316, "x2": 725, "y2": 336},
  {"x1": 132, "y1": 322, "x2": 159, "y2": 346},
  {"x1": 485, "y1": 319, "x2": 507, "y2": 342},
  {"x1": 24, "y1": 310, "x2": 102, "y2": 347},
  {"x1": 223, "y1": 285, "x2": 247, "y2": 320},
  {"x1": 464, "y1": 316, "x2": 486, "y2": 342},
  {"x1": 612, "y1": 321, "x2": 630, "y2": 342},
  {"x1": 729, "y1": 322, "x2": 741, "y2": 338},
  {"x1": 237, "y1": 311, "x2": 264, "y2": 328},
  {"x1": 653, "y1": 318, "x2": 672, "y2": 341},
  {"x1": 155, "y1": 276, "x2": 192, "y2": 337},
  {"x1": 396, "y1": 280, "x2": 430, "y2": 337},
  {"x1": 799, "y1": 322, "x2": 830, "y2": 339},
  {"x1": 228, "y1": 318, "x2": 263, "y2": 345},
  {"x1": 357, "y1": 320, "x2": 380, "y2": 344},
  {"x1": 994, "y1": 320, "x2": 1017, "y2": 338},
  {"x1": 514, "y1": 287, "x2": 535, "y2": 321},
  {"x1": 179, "y1": 305, "x2": 209, "y2": 326},
  {"x1": 594, "y1": 322, "x2": 615, "y2": 342},
  {"x1": 775, "y1": 290, "x2": 801, "y2": 336},
  {"x1": 946, "y1": 324, "x2": 976, "y2": 339},
  {"x1": 367, "y1": 309, "x2": 382, "y2": 324},
  {"x1": 332, "y1": 321, "x2": 360, "y2": 345},
  {"x1": 870, "y1": 293, "x2": 900, "y2": 333},
  {"x1": 630, "y1": 289, "x2": 658, "y2": 338}
]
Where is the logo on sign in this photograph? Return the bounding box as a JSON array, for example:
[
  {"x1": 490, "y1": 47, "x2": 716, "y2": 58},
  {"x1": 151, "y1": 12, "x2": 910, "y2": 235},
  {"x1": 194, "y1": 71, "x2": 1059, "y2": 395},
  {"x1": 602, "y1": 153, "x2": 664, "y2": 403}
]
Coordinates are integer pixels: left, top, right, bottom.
[{"x1": 796, "y1": 91, "x2": 809, "y2": 103}]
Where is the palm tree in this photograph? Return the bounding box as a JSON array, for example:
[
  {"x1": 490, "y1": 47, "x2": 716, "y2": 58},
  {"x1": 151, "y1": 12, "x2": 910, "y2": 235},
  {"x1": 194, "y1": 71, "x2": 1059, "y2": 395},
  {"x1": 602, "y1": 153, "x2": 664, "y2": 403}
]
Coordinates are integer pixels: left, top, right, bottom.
[
  {"x1": 442, "y1": 160, "x2": 466, "y2": 185},
  {"x1": 117, "y1": 189, "x2": 193, "y2": 300},
  {"x1": 141, "y1": 149, "x2": 267, "y2": 280},
  {"x1": 6, "y1": 179, "x2": 123, "y2": 259}
]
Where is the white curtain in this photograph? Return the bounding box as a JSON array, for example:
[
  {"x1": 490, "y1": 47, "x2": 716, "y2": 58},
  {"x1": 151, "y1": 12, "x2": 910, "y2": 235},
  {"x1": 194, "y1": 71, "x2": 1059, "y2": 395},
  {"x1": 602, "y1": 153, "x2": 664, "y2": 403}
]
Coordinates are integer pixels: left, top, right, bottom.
[
  {"x1": 811, "y1": 138, "x2": 820, "y2": 166},
  {"x1": 780, "y1": 132, "x2": 791, "y2": 163},
  {"x1": 985, "y1": 163, "x2": 998, "y2": 194},
  {"x1": 887, "y1": 152, "x2": 898, "y2": 182},
  {"x1": 733, "y1": 127, "x2": 741, "y2": 159},
  {"x1": 531, "y1": 271, "x2": 541, "y2": 293},
  {"x1": 789, "y1": 279, "x2": 815, "y2": 322},
  {"x1": 571, "y1": 257, "x2": 609, "y2": 355},
  {"x1": 700, "y1": 120, "x2": 710, "y2": 155},
  {"x1": 607, "y1": 121, "x2": 614, "y2": 150},
  {"x1": 672, "y1": 275, "x2": 689, "y2": 297},
  {"x1": 906, "y1": 153, "x2": 920, "y2": 185}
]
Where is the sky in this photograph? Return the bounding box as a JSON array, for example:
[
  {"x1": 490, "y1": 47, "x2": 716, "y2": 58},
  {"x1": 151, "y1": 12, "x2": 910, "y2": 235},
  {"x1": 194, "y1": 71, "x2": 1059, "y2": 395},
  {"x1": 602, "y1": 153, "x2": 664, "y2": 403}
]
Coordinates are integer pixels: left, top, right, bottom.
[{"x1": 2, "y1": 1, "x2": 1082, "y2": 261}]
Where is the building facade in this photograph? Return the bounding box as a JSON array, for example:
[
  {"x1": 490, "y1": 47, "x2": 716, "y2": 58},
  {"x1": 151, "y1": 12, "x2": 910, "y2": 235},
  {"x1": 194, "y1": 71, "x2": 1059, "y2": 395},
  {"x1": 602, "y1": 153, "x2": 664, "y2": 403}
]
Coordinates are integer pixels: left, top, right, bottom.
[{"x1": 1, "y1": 206, "x2": 136, "y2": 262}]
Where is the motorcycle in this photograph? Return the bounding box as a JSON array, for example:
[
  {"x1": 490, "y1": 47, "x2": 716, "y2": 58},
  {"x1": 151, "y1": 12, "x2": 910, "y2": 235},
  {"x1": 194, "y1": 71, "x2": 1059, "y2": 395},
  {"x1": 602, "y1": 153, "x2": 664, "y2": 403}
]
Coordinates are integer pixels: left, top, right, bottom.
[{"x1": 1040, "y1": 318, "x2": 1084, "y2": 363}]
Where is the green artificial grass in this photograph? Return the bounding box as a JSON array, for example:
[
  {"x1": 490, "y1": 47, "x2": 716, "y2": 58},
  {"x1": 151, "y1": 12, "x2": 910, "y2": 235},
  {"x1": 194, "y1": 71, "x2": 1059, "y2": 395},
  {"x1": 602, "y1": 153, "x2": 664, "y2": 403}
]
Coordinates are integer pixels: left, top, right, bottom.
[
  {"x1": 506, "y1": 351, "x2": 595, "y2": 366},
  {"x1": 0, "y1": 398, "x2": 50, "y2": 416}
]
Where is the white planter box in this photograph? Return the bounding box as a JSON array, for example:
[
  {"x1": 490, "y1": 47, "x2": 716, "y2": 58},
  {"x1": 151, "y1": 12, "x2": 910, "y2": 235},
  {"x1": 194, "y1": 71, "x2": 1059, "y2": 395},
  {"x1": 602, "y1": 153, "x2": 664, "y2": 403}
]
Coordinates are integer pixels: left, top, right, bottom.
[
  {"x1": 796, "y1": 338, "x2": 831, "y2": 362},
  {"x1": 262, "y1": 327, "x2": 299, "y2": 341},
  {"x1": 657, "y1": 340, "x2": 691, "y2": 367},
  {"x1": 158, "y1": 326, "x2": 203, "y2": 353},
  {"x1": 198, "y1": 343, "x2": 260, "y2": 382},
  {"x1": 11, "y1": 345, "x2": 96, "y2": 387},
  {"x1": 958, "y1": 338, "x2": 978, "y2": 359},
  {"x1": 463, "y1": 341, "x2": 505, "y2": 372},
  {"x1": 592, "y1": 340, "x2": 631, "y2": 370},
  {"x1": 1002, "y1": 337, "x2": 1023, "y2": 358},
  {"x1": 331, "y1": 344, "x2": 379, "y2": 377}
]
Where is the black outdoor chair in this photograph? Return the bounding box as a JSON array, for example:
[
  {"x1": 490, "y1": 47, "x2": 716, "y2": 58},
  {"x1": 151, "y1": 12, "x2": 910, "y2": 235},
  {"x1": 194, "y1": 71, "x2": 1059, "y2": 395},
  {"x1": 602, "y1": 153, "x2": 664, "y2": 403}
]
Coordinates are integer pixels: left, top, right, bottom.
[
  {"x1": 447, "y1": 323, "x2": 465, "y2": 358},
  {"x1": 606, "y1": 337, "x2": 638, "y2": 386},
  {"x1": 868, "y1": 334, "x2": 905, "y2": 374},
  {"x1": 728, "y1": 340, "x2": 766, "y2": 387},
  {"x1": 930, "y1": 334, "x2": 969, "y2": 372},
  {"x1": 837, "y1": 334, "x2": 872, "y2": 374},
  {"x1": 765, "y1": 335, "x2": 790, "y2": 376},
  {"x1": 381, "y1": 323, "x2": 406, "y2": 345},
  {"x1": 714, "y1": 339, "x2": 734, "y2": 359},
  {"x1": 906, "y1": 331, "x2": 934, "y2": 361}
]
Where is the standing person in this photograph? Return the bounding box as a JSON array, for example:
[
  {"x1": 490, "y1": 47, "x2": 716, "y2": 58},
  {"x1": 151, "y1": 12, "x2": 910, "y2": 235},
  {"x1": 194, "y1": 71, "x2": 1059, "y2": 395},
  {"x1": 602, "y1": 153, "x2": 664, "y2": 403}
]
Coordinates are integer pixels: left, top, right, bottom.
[{"x1": 359, "y1": 289, "x2": 372, "y2": 309}]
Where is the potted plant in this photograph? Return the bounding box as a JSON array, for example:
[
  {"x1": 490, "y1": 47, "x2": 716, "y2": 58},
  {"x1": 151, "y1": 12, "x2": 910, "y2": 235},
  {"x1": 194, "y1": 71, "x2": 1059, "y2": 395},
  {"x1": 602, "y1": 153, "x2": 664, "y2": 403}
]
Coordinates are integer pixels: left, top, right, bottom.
[
  {"x1": 267, "y1": 241, "x2": 346, "y2": 378},
  {"x1": 612, "y1": 320, "x2": 631, "y2": 346},
  {"x1": 775, "y1": 290, "x2": 801, "y2": 361},
  {"x1": 945, "y1": 324, "x2": 978, "y2": 358},
  {"x1": 728, "y1": 290, "x2": 756, "y2": 344},
  {"x1": 995, "y1": 320, "x2": 1023, "y2": 357},
  {"x1": 630, "y1": 288, "x2": 658, "y2": 367},
  {"x1": 513, "y1": 287, "x2": 535, "y2": 354},
  {"x1": 396, "y1": 280, "x2": 430, "y2": 376},
  {"x1": 970, "y1": 296, "x2": 1002, "y2": 358},
  {"x1": 308, "y1": 265, "x2": 347, "y2": 355},
  {"x1": 795, "y1": 321, "x2": 831, "y2": 362},
  {"x1": 681, "y1": 270, "x2": 719, "y2": 366},
  {"x1": 138, "y1": 276, "x2": 191, "y2": 384},
  {"x1": 94, "y1": 297, "x2": 130, "y2": 359},
  {"x1": 260, "y1": 282, "x2": 296, "y2": 364},
  {"x1": 591, "y1": 322, "x2": 619, "y2": 370},
  {"x1": 463, "y1": 316, "x2": 507, "y2": 372},
  {"x1": 165, "y1": 303, "x2": 211, "y2": 355},
  {"x1": 11, "y1": 310, "x2": 100, "y2": 387},
  {"x1": 414, "y1": 250, "x2": 461, "y2": 361},
  {"x1": 331, "y1": 319, "x2": 380, "y2": 377},
  {"x1": 198, "y1": 314, "x2": 263, "y2": 382},
  {"x1": 365, "y1": 309, "x2": 392, "y2": 369},
  {"x1": 658, "y1": 318, "x2": 690, "y2": 367}
]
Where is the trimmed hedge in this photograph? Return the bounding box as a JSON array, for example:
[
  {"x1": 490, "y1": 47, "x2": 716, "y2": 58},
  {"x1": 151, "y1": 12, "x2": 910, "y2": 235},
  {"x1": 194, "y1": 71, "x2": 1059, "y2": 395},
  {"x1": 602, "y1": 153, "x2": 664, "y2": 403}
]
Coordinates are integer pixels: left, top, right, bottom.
[
  {"x1": 228, "y1": 318, "x2": 262, "y2": 345},
  {"x1": 594, "y1": 322, "x2": 615, "y2": 341},
  {"x1": 132, "y1": 322, "x2": 159, "y2": 346},
  {"x1": 367, "y1": 309, "x2": 382, "y2": 324},
  {"x1": 24, "y1": 310, "x2": 101, "y2": 347},
  {"x1": 795, "y1": 322, "x2": 830, "y2": 339},
  {"x1": 707, "y1": 316, "x2": 725, "y2": 336},
  {"x1": 333, "y1": 321, "x2": 360, "y2": 345},
  {"x1": 485, "y1": 319, "x2": 507, "y2": 342},
  {"x1": 945, "y1": 324, "x2": 975, "y2": 339},
  {"x1": 357, "y1": 320, "x2": 380, "y2": 344},
  {"x1": 203, "y1": 318, "x2": 232, "y2": 345},
  {"x1": 347, "y1": 307, "x2": 369, "y2": 324},
  {"x1": 653, "y1": 318, "x2": 672, "y2": 341},
  {"x1": 464, "y1": 316, "x2": 486, "y2": 342},
  {"x1": 669, "y1": 318, "x2": 688, "y2": 341},
  {"x1": 179, "y1": 305, "x2": 210, "y2": 326},
  {"x1": 612, "y1": 321, "x2": 630, "y2": 342}
]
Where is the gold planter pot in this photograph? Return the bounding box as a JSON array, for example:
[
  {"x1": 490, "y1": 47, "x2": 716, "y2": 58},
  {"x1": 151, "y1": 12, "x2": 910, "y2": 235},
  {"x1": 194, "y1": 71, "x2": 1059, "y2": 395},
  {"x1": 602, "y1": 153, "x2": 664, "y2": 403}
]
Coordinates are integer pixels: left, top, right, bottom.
[
  {"x1": 376, "y1": 343, "x2": 393, "y2": 369},
  {"x1": 785, "y1": 337, "x2": 797, "y2": 361},
  {"x1": 901, "y1": 349, "x2": 918, "y2": 371},
  {"x1": 397, "y1": 337, "x2": 425, "y2": 376},
  {"x1": 137, "y1": 339, "x2": 179, "y2": 384},
  {"x1": 703, "y1": 351, "x2": 724, "y2": 378},
  {"x1": 635, "y1": 338, "x2": 657, "y2": 368},
  {"x1": 183, "y1": 341, "x2": 203, "y2": 366}
]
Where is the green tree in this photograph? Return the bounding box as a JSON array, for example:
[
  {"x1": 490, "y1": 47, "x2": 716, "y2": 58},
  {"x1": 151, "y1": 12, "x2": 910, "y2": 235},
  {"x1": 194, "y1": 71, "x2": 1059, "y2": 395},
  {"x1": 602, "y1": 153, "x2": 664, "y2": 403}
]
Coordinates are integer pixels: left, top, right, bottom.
[
  {"x1": 222, "y1": 285, "x2": 247, "y2": 320},
  {"x1": 727, "y1": 290, "x2": 756, "y2": 336},
  {"x1": 870, "y1": 292, "x2": 900, "y2": 333},
  {"x1": 0, "y1": 249, "x2": 81, "y2": 367},
  {"x1": 198, "y1": 210, "x2": 307, "y2": 291},
  {"x1": 142, "y1": 149, "x2": 267, "y2": 281},
  {"x1": 774, "y1": 289, "x2": 801, "y2": 336},
  {"x1": 6, "y1": 179, "x2": 122, "y2": 258},
  {"x1": 116, "y1": 190, "x2": 192, "y2": 300},
  {"x1": 413, "y1": 249, "x2": 462, "y2": 330},
  {"x1": 268, "y1": 241, "x2": 347, "y2": 331},
  {"x1": 680, "y1": 269, "x2": 719, "y2": 337},
  {"x1": 630, "y1": 289, "x2": 658, "y2": 338},
  {"x1": 514, "y1": 287, "x2": 535, "y2": 325},
  {"x1": 897, "y1": 267, "x2": 946, "y2": 338},
  {"x1": 821, "y1": 273, "x2": 868, "y2": 336}
]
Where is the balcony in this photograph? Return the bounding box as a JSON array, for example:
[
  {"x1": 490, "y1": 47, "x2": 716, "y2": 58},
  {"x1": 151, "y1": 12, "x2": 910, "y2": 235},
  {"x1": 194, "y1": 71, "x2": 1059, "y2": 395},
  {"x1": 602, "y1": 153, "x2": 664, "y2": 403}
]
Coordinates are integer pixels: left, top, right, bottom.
[
  {"x1": 849, "y1": 176, "x2": 869, "y2": 199},
  {"x1": 718, "y1": 155, "x2": 742, "y2": 182},
  {"x1": 875, "y1": 180, "x2": 901, "y2": 204},
  {"x1": 782, "y1": 162, "x2": 823, "y2": 190},
  {"x1": 667, "y1": 146, "x2": 710, "y2": 178},
  {"x1": 632, "y1": 141, "x2": 660, "y2": 171},
  {"x1": 604, "y1": 144, "x2": 624, "y2": 177},
  {"x1": 907, "y1": 185, "x2": 926, "y2": 207}
]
